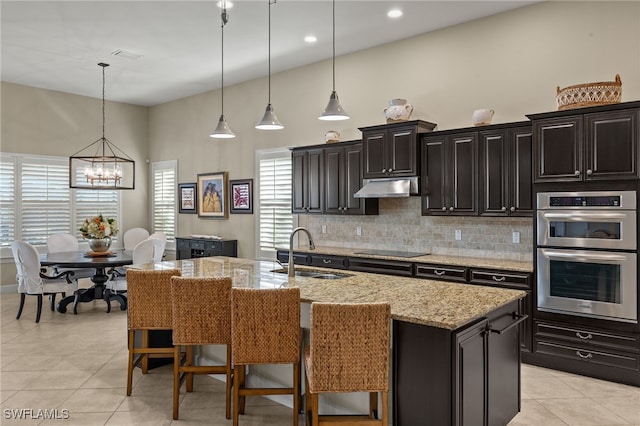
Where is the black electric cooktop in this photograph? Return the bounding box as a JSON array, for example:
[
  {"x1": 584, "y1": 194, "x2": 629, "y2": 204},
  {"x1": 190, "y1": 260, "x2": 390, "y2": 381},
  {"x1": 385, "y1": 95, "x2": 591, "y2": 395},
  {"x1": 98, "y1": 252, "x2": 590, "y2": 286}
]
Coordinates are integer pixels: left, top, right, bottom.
[{"x1": 353, "y1": 249, "x2": 430, "y2": 258}]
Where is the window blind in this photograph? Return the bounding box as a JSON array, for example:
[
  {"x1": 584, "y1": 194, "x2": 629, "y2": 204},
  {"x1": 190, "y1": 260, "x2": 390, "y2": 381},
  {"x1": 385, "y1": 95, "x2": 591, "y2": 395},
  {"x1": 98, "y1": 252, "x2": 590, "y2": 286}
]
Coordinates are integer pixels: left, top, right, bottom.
[{"x1": 151, "y1": 160, "x2": 176, "y2": 243}]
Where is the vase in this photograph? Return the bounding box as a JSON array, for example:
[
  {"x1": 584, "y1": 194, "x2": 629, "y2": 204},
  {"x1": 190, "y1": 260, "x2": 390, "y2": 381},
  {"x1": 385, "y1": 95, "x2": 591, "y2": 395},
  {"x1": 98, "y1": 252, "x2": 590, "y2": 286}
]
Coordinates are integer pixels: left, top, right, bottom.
[
  {"x1": 88, "y1": 237, "x2": 112, "y2": 253},
  {"x1": 384, "y1": 98, "x2": 413, "y2": 123}
]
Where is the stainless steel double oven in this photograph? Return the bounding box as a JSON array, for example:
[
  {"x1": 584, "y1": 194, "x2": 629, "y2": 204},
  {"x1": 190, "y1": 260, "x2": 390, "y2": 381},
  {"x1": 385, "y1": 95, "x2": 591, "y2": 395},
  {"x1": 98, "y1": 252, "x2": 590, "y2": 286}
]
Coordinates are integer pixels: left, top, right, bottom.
[{"x1": 537, "y1": 191, "x2": 638, "y2": 323}]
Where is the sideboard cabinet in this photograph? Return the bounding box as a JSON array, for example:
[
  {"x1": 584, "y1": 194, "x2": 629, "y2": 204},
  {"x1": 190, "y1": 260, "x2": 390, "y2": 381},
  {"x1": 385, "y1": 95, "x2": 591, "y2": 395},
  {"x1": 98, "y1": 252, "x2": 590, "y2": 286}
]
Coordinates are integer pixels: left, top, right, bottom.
[{"x1": 176, "y1": 237, "x2": 238, "y2": 260}]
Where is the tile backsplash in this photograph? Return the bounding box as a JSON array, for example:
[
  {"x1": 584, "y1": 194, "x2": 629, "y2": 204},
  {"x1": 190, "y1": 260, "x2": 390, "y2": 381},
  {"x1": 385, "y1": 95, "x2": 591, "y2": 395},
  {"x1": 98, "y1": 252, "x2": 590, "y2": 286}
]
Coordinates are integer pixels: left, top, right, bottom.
[{"x1": 298, "y1": 198, "x2": 533, "y2": 262}]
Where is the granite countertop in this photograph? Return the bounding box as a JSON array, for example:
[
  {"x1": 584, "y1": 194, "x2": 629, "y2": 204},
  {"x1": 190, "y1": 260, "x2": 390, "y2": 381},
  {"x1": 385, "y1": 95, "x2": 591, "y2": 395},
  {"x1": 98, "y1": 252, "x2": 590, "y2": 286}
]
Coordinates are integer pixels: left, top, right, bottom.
[
  {"x1": 130, "y1": 256, "x2": 525, "y2": 331},
  {"x1": 281, "y1": 245, "x2": 533, "y2": 273}
]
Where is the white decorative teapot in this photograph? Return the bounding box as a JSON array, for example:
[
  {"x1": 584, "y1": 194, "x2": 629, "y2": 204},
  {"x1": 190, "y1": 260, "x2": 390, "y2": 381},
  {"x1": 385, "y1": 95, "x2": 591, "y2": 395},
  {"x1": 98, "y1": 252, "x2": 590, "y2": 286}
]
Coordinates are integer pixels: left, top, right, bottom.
[
  {"x1": 472, "y1": 109, "x2": 494, "y2": 126},
  {"x1": 324, "y1": 130, "x2": 340, "y2": 143},
  {"x1": 384, "y1": 99, "x2": 413, "y2": 123}
]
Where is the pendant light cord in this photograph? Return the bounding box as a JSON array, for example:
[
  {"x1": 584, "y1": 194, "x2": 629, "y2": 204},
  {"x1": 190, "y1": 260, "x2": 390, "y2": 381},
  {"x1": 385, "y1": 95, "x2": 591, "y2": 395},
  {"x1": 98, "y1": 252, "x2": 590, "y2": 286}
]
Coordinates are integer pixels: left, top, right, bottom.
[
  {"x1": 268, "y1": 0, "x2": 273, "y2": 103},
  {"x1": 221, "y1": 10, "x2": 226, "y2": 114},
  {"x1": 332, "y1": 0, "x2": 336, "y2": 92}
]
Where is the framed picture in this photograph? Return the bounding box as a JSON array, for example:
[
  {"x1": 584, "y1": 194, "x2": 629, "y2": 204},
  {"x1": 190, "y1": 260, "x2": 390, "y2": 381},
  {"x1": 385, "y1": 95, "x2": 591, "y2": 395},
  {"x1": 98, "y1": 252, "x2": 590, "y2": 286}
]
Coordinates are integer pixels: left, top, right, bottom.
[
  {"x1": 178, "y1": 183, "x2": 197, "y2": 214},
  {"x1": 230, "y1": 179, "x2": 253, "y2": 214},
  {"x1": 197, "y1": 172, "x2": 228, "y2": 218}
]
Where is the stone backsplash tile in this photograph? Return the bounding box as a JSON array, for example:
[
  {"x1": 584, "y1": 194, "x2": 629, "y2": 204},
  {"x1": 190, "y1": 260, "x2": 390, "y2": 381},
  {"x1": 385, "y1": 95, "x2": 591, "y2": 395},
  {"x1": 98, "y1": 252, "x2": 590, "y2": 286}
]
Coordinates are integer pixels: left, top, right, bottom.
[{"x1": 299, "y1": 198, "x2": 533, "y2": 262}]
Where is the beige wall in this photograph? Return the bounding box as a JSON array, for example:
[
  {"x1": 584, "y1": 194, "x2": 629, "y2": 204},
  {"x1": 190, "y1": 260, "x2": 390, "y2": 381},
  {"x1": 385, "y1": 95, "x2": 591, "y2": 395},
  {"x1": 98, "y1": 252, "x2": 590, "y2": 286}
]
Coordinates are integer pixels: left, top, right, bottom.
[
  {"x1": 149, "y1": 1, "x2": 640, "y2": 260},
  {"x1": 2, "y1": 2, "x2": 640, "y2": 284}
]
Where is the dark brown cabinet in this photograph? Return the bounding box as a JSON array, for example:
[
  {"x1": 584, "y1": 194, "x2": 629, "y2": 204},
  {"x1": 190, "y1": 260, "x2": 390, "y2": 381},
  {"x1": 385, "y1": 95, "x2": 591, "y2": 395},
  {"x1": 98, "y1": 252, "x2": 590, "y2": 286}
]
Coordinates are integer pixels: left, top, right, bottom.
[
  {"x1": 421, "y1": 131, "x2": 478, "y2": 216},
  {"x1": 324, "y1": 142, "x2": 378, "y2": 215},
  {"x1": 360, "y1": 120, "x2": 437, "y2": 179},
  {"x1": 292, "y1": 148, "x2": 323, "y2": 213},
  {"x1": 175, "y1": 237, "x2": 237, "y2": 260},
  {"x1": 530, "y1": 105, "x2": 640, "y2": 183},
  {"x1": 479, "y1": 125, "x2": 533, "y2": 216}
]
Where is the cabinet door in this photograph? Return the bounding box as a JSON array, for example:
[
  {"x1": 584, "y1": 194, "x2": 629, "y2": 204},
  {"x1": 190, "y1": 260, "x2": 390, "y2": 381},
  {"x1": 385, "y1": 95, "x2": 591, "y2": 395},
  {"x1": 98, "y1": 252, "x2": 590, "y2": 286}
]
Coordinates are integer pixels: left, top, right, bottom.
[
  {"x1": 585, "y1": 109, "x2": 639, "y2": 180},
  {"x1": 487, "y1": 315, "x2": 521, "y2": 426},
  {"x1": 363, "y1": 130, "x2": 387, "y2": 177},
  {"x1": 388, "y1": 126, "x2": 418, "y2": 176},
  {"x1": 509, "y1": 128, "x2": 533, "y2": 216},
  {"x1": 450, "y1": 133, "x2": 478, "y2": 216},
  {"x1": 324, "y1": 146, "x2": 344, "y2": 214},
  {"x1": 291, "y1": 150, "x2": 307, "y2": 213},
  {"x1": 533, "y1": 116, "x2": 583, "y2": 182},
  {"x1": 479, "y1": 130, "x2": 508, "y2": 216},
  {"x1": 454, "y1": 319, "x2": 488, "y2": 426},
  {"x1": 307, "y1": 149, "x2": 324, "y2": 213},
  {"x1": 344, "y1": 143, "x2": 366, "y2": 214},
  {"x1": 422, "y1": 135, "x2": 448, "y2": 215}
]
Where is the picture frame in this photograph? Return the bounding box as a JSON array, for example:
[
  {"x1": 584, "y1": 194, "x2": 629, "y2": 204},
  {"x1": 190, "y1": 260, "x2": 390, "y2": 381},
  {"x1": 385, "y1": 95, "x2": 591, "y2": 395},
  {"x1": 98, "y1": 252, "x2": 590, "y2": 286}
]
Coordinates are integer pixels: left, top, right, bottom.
[
  {"x1": 197, "y1": 172, "x2": 228, "y2": 218},
  {"x1": 229, "y1": 179, "x2": 253, "y2": 214},
  {"x1": 178, "y1": 183, "x2": 197, "y2": 214}
]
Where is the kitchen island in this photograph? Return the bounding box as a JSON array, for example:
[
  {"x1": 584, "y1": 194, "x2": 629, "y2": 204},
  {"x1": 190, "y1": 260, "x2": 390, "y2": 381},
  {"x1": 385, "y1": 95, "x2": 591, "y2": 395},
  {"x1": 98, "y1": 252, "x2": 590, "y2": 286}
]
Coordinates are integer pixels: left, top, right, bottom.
[{"x1": 131, "y1": 256, "x2": 526, "y2": 425}]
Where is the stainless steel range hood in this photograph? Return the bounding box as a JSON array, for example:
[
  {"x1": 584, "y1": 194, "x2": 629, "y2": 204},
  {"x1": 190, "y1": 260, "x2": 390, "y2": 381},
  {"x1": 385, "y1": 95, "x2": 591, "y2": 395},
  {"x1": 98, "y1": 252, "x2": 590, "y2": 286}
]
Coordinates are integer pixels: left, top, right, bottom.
[{"x1": 353, "y1": 176, "x2": 419, "y2": 198}]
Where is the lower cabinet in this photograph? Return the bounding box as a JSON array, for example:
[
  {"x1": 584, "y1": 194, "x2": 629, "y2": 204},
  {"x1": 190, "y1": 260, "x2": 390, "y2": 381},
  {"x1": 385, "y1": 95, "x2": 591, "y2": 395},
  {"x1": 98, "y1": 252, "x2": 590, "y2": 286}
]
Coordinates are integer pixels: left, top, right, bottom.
[
  {"x1": 394, "y1": 300, "x2": 523, "y2": 426},
  {"x1": 176, "y1": 237, "x2": 238, "y2": 260},
  {"x1": 347, "y1": 257, "x2": 413, "y2": 276}
]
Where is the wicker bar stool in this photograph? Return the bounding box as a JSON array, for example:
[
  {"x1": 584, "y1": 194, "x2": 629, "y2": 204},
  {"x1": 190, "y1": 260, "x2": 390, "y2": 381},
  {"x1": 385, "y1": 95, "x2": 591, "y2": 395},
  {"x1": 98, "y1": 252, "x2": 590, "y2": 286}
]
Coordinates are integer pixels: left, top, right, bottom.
[
  {"x1": 230, "y1": 287, "x2": 301, "y2": 426},
  {"x1": 170, "y1": 276, "x2": 233, "y2": 420},
  {"x1": 125, "y1": 268, "x2": 181, "y2": 396},
  {"x1": 304, "y1": 302, "x2": 391, "y2": 426}
]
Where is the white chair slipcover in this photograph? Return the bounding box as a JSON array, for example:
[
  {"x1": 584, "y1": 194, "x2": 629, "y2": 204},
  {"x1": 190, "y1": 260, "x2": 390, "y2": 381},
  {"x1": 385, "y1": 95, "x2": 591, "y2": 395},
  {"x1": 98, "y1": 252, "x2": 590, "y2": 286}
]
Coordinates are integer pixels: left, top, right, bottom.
[
  {"x1": 46, "y1": 233, "x2": 95, "y2": 280},
  {"x1": 123, "y1": 228, "x2": 150, "y2": 250},
  {"x1": 108, "y1": 238, "x2": 165, "y2": 293}
]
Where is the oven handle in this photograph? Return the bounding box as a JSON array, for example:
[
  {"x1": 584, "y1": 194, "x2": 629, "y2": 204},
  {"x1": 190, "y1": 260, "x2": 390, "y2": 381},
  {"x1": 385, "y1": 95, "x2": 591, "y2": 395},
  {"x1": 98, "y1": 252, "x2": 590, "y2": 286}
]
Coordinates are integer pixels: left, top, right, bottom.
[
  {"x1": 542, "y1": 250, "x2": 628, "y2": 262},
  {"x1": 540, "y1": 212, "x2": 629, "y2": 220}
]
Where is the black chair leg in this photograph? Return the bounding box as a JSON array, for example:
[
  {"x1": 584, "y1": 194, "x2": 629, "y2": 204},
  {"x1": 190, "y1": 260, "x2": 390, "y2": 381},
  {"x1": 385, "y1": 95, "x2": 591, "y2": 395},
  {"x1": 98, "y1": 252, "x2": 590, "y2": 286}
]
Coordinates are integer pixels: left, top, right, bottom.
[
  {"x1": 16, "y1": 293, "x2": 26, "y2": 319},
  {"x1": 36, "y1": 294, "x2": 43, "y2": 323},
  {"x1": 73, "y1": 292, "x2": 79, "y2": 315},
  {"x1": 50, "y1": 294, "x2": 56, "y2": 311}
]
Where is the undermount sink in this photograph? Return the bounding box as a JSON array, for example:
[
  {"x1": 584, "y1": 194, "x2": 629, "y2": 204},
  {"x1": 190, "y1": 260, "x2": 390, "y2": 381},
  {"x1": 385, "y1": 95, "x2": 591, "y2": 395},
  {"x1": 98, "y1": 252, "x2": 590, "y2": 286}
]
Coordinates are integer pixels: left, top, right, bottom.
[{"x1": 270, "y1": 269, "x2": 352, "y2": 280}]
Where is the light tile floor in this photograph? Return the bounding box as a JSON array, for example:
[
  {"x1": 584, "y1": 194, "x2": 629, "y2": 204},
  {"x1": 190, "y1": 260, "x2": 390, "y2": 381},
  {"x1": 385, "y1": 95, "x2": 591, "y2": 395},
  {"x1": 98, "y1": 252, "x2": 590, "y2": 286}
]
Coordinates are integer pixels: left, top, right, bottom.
[{"x1": 1, "y1": 291, "x2": 639, "y2": 425}]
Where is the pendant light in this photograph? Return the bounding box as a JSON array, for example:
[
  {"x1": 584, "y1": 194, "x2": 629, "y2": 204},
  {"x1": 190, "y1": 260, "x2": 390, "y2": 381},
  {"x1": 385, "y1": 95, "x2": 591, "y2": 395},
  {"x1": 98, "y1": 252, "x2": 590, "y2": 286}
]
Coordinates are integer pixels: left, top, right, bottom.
[
  {"x1": 256, "y1": 0, "x2": 283, "y2": 130},
  {"x1": 319, "y1": 0, "x2": 349, "y2": 121},
  {"x1": 69, "y1": 63, "x2": 135, "y2": 189},
  {"x1": 210, "y1": 2, "x2": 236, "y2": 138}
]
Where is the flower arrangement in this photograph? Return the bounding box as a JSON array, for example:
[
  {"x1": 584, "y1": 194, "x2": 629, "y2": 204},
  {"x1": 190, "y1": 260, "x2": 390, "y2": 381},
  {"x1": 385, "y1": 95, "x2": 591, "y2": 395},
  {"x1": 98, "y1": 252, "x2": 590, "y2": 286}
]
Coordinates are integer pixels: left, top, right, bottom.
[{"x1": 80, "y1": 214, "x2": 119, "y2": 239}]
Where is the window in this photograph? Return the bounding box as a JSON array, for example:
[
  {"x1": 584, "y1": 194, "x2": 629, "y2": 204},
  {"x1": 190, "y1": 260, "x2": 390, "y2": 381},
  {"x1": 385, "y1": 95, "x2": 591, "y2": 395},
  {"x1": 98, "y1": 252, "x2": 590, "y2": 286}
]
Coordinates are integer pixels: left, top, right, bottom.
[
  {"x1": 0, "y1": 153, "x2": 120, "y2": 250},
  {"x1": 151, "y1": 160, "x2": 176, "y2": 246},
  {"x1": 256, "y1": 149, "x2": 294, "y2": 259}
]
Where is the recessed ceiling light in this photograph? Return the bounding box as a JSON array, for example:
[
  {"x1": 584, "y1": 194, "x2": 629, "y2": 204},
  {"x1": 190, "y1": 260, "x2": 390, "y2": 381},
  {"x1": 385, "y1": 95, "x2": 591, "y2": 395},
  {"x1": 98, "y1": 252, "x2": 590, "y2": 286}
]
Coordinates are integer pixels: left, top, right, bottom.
[
  {"x1": 217, "y1": 1, "x2": 233, "y2": 8},
  {"x1": 387, "y1": 9, "x2": 403, "y2": 18},
  {"x1": 304, "y1": 35, "x2": 318, "y2": 43}
]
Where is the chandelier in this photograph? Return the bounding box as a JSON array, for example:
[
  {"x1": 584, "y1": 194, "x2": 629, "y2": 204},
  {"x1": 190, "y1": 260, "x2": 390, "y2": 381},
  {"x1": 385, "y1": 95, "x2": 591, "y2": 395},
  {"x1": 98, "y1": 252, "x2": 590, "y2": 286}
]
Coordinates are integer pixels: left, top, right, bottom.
[{"x1": 69, "y1": 63, "x2": 135, "y2": 189}]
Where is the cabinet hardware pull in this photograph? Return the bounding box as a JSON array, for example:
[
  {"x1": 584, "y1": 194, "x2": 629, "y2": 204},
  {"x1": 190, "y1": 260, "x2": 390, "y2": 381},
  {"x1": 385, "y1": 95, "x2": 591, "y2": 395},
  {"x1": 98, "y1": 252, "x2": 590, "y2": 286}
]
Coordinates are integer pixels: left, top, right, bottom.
[
  {"x1": 488, "y1": 313, "x2": 528, "y2": 334},
  {"x1": 576, "y1": 332, "x2": 593, "y2": 340},
  {"x1": 441, "y1": 207, "x2": 447, "y2": 211},
  {"x1": 575, "y1": 350, "x2": 593, "y2": 359},
  {"x1": 492, "y1": 275, "x2": 506, "y2": 282},
  {"x1": 434, "y1": 270, "x2": 446, "y2": 276},
  {"x1": 574, "y1": 170, "x2": 581, "y2": 176},
  {"x1": 382, "y1": 168, "x2": 387, "y2": 173},
  {"x1": 586, "y1": 169, "x2": 593, "y2": 176},
  {"x1": 510, "y1": 206, "x2": 516, "y2": 212},
  {"x1": 388, "y1": 168, "x2": 393, "y2": 172},
  {"x1": 449, "y1": 206, "x2": 454, "y2": 211},
  {"x1": 322, "y1": 259, "x2": 332, "y2": 264},
  {"x1": 501, "y1": 207, "x2": 507, "y2": 211}
]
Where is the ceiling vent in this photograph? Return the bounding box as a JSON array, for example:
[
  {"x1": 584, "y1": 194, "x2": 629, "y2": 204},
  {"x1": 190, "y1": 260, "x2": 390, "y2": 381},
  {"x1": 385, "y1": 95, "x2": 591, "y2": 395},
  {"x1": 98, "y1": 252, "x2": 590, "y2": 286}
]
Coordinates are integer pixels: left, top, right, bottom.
[{"x1": 110, "y1": 49, "x2": 144, "y2": 60}]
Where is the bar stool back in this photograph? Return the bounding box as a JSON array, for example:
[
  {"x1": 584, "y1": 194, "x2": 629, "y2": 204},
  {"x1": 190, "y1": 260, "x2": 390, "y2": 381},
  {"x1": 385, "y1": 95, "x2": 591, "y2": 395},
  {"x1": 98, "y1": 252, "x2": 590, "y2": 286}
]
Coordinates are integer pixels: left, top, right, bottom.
[
  {"x1": 231, "y1": 287, "x2": 301, "y2": 426},
  {"x1": 125, "y1": 268, "x2": 181, "y2": 395},
  {"x1": 305, "y1": 302, "x2": 391, "y2": 426},
  {"x1": 170, "y1": 276, "x2": 233, "y2": 420}
]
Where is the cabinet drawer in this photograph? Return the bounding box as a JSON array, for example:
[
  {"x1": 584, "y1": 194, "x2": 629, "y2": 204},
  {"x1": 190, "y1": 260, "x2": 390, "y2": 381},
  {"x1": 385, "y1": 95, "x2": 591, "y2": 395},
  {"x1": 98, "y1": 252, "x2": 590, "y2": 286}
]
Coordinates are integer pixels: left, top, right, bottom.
[
  {"x1": 534, "y1": 321, "x2": 640, "y2": 353},
  {"x1": 534, "y1": 339, "x2": 640, "y2": 372},
  {"x1": 309, "y1": 255, "x2": 348, "y2": 269},
  {"x1": 276, "y1": 251, "x2": 310, "y2": 266},
  {"x1": 349, "y1": 258, "x2": 413, "y2": 276},
  {"x1": 469, "y1": 269, "x2": 531, "y2": 290},
  {"x1": 204, "y1": 240, "x2": 223, "y2": 252},
  {"x1": 415, "y1": 264, "x2": 467, "y2": 282},
  {"x1": 176, "y1": 239, "x2": 190, "y2": 250}
]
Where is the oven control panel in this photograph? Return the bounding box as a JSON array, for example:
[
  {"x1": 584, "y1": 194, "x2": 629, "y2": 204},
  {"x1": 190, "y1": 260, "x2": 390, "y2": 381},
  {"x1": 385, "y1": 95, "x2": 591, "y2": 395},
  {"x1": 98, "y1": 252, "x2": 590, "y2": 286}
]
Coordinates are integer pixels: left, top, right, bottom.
[
  {"x1": 549, "y1": 195, "x2": 620, "y2": 207},
  {"x1": 538, "y1": 191, "x2": 636, "y2": 210}
]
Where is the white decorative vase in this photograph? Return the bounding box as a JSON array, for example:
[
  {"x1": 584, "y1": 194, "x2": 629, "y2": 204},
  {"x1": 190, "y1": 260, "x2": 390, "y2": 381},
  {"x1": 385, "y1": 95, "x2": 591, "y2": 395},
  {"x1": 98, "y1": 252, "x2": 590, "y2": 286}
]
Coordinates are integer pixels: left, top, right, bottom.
[
  {"x1": 384, "y1": 99, "x2": 413, "y2": 123},
  {"x1": 472, "y1": 109, "x2": 495, "y2": 126},
  {"x1": 325, "y1": 130, "x2": 340, "y2": 143},
  {"x1": 88, "y1": 237, "x2": 112, "y2": 252}
]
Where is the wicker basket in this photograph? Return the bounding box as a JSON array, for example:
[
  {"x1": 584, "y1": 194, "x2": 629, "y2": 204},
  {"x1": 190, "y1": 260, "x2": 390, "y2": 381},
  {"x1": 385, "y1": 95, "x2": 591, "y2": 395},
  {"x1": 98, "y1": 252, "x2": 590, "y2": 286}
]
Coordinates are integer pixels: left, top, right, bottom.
[{"x1": 556, "y1": 74, "x2": 622, "y2": 111}]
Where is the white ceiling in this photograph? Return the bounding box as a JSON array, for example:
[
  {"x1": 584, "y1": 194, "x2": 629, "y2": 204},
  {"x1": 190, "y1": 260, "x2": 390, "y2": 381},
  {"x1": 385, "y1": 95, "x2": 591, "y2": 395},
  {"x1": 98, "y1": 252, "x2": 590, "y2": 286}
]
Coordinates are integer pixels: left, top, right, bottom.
[{"x1": 1, "y1": 1, "x2": 538, "y2": 107}]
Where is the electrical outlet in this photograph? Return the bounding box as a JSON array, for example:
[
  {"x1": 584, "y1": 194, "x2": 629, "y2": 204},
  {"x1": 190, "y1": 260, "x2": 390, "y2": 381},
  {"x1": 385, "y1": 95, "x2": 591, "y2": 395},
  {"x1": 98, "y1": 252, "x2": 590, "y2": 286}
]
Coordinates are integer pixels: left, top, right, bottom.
[
  {"x1": 321, "y1": 225, "x2": 327, "y2": 234},
  {"x1": 356, "y1": 226, "x2": 362, "y2": 236},
  {"x1": 455, "y1": 229, "x2": 462, "y2": 241},
  {"x1": 512, "y1": 231, "x2": 520, "y2": 244}
]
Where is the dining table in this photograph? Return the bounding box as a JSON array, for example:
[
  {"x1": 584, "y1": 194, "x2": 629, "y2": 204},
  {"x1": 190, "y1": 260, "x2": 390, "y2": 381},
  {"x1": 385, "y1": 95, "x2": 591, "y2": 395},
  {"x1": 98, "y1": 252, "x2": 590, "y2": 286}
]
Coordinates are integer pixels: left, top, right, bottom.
[{"x1": 40, "y1": 249, "x2": 133, "y2": 313}]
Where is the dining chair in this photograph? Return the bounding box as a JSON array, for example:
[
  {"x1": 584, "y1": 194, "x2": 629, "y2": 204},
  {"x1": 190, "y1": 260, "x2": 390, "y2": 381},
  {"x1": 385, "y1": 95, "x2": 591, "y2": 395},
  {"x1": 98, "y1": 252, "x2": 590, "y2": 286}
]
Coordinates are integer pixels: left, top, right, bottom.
[
  {"x1": 11, "y1": 241, "x2": 79, "y2": 323},
  {"x1": 230, "y1": 287, "x2": 301, "y2": 426},
  {"x1": 125, "y1": 268, "x2": 182, "y2": 395},
  {"x1": 304, "y1": 302, "x2": 391, "y2": 426},
  {"x1": 46, "y1": 233, "x2": 95, "y2": 280},
  {"x1": 108, "y1": 238, "x2": 165, "y2": 293},
  {"x1": 170, "y1": 276, "x2": 233, "y2": 420},
  {"x1": 123, "y1": 227, "x2": 149, "y2": 250}
]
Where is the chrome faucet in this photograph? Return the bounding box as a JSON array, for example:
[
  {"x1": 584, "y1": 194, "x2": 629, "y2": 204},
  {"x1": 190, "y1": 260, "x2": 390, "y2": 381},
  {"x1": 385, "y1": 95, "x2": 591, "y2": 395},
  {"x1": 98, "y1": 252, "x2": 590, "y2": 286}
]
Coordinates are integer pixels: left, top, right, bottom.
[{"x1": 288, "y1": 227, "x2": 315, "y2": 277}]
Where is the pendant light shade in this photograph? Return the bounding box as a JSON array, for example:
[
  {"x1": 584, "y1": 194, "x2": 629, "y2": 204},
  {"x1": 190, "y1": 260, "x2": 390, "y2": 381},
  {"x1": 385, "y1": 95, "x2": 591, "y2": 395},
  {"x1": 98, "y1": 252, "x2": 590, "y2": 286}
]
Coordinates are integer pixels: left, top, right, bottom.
[
  {"x1": 69, "y1": 63, "x2": 135, "y2": 190},
  {"x1": 210, "y1": 3, "x2": 236, "y2": 139},
  {"x1": 256, "y1": 0, "x2": 283, "y2": 130},
  {"x1": 319, "y1": 0, "x2": 349, "y2": 121}
]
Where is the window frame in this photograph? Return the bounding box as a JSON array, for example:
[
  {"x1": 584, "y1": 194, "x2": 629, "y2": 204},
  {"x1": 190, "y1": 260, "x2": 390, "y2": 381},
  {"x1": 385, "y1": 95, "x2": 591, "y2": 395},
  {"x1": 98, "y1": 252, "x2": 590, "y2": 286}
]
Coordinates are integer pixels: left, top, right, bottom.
[{"x1": 150, "y1": 159, "x2": 177, "y2": 251}]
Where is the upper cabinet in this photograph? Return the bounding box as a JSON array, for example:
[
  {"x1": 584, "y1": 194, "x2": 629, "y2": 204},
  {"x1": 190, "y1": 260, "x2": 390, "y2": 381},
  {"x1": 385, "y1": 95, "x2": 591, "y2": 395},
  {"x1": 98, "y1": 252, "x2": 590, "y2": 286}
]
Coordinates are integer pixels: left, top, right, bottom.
[
  {"x1": 360, "y1": 120, "x2": 437, "y2": 179},
  {"x1": 529, "y1": 102, "x2": 640, "y2": 183},
  {"x1": 292, "y1": 148, "x2": 323, "y2": 214}
]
